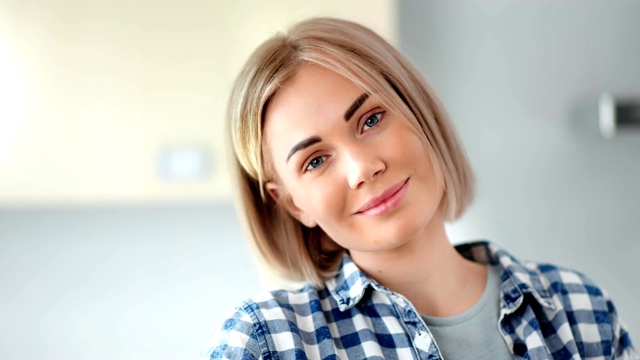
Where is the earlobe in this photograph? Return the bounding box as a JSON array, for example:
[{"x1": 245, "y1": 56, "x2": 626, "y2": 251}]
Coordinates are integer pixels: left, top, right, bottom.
[
  {"x1": 265, "y1": 181, "x2": 318, "y2": 228},
  {"x1": 296, "y1": 211, "x2": 319, "y2": 229}
]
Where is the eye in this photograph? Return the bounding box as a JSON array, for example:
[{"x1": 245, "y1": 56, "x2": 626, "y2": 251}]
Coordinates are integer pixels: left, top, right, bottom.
[
  {"x1": 362, "y1": 112, "x2": 383, "y2": 132},
  {"x1": 305, "y1": 155, "x2": 327, "y2": 172}
]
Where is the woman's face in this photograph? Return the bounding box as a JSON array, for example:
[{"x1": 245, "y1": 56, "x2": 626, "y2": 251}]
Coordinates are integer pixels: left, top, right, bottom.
[{"x1": 264, "y1": 64, "x2": 444, "y2": 255}]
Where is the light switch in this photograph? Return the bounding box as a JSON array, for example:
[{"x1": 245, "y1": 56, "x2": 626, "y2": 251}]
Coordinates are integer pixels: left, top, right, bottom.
[{"x1": 599, "y1": 93, "x2": 640, "y2": 139}]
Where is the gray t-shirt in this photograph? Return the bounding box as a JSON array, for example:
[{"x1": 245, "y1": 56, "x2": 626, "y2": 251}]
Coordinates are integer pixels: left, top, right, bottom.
[{"x1": 421, "y1": 265, "x2": 512, "y2": 359}]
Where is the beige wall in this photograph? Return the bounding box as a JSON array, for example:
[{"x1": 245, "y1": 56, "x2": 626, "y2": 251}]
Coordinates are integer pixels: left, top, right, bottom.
[{"x1": 0, "y1": 0, "x2": 396, "y2": 206}]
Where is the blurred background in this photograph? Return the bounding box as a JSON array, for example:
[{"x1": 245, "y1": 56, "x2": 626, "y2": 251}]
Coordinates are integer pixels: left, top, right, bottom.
[{"x1": 0, "y1": 0, "x2": 638, "y2": 358}]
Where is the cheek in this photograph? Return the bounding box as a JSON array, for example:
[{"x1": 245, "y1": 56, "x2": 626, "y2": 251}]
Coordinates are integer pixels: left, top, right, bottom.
[
  {"x1": 393, "y1": 131, "x2": 443, "y2": 199},
  {"x1": 291, "y1": 181, "x2": 354, "y2": 240},
  {"x1": 301, "y1": 182, "x2": 344, "y2": 221},
  {"x1": 390, "y1": 129, "x2": 432, "y2": 169}
]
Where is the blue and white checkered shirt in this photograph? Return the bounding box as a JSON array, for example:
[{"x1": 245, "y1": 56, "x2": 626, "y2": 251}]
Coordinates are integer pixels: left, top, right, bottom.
[{"x1": 203, "y1": 241, "x2": 636, "y2": 359}]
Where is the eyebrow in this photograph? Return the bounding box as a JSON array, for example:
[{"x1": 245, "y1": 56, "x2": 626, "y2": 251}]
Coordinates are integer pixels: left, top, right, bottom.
[
  {"x1": 344, "y1": 92, "x2": 370, "y2": 121},
  {"x1": 286, "y1": 136, "x2": 322, "y2": 162},
  {"x1": 285, "y1": 92, "x2": 370, "y2": 163}
]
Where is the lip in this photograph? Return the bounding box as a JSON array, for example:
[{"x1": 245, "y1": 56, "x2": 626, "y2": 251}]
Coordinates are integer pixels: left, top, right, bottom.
[{"x1": 355, "y1": 178, "x2": 410, "y2": 217}]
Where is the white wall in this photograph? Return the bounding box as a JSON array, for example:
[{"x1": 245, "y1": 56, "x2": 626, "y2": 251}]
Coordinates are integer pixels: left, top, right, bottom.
[
  {"x1": 399, "y1": 0, "x2": 640, "y2": 346},
  {"x1": 0, "y1": 205, "x2": 258, "y2": 359}
]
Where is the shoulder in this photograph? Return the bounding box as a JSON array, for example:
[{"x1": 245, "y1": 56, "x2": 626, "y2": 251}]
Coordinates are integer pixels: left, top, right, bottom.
[
  {"x1": 532, "y1": 261, "x2": 607, "y2": 302},
  {"x1": 237, "y1": 284, "x2": 332, "y2": 323},
  {"x1": 518, "y1": 261, "x2": 637, "y2": 358},
  {"x1": 202, "y1": 285, "x2": 334, "y2": 359},
  {"x1": 512, "y1": 259, "x2": 612, "y2": 317},
  {"x1": 199, "y1": 307, "x2": 260, "y2": 360},
  {"x1": 474, "y1": 241, "x2": 608, "y2": 309}
]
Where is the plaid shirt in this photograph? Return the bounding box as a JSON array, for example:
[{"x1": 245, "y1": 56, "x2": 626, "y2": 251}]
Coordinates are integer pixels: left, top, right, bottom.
[{"x1": 203, "y1": 241, "x2": 637, "y2": 359}]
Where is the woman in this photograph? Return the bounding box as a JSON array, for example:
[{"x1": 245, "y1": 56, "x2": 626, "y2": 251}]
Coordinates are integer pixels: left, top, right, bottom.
[{"x1": 204, "y1": 17, "x2": 636, "y2": 359}]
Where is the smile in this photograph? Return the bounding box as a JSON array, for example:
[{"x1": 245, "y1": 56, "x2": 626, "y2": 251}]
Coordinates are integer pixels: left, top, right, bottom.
[{"x1": 355, "y1": 178, "x2": 410, "y2": 217}]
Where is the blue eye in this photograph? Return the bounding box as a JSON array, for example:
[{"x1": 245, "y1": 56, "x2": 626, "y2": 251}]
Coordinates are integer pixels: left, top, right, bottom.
[
  {"x1": 363, "y1": 113, "x2": 382, "y2": 131},
  {"x1": 305, "y1": 156, "x2": 326, "y2": 171}
]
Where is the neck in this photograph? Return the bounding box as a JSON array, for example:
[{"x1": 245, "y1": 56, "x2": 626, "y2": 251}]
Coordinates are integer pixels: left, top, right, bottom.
[{"x1": 349, "y1": 214, "x2": 487, "y2": 317}]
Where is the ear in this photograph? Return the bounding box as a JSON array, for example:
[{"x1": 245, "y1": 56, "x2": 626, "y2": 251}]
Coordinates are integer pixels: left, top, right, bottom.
[{"x1": 265, "y1": 181, "x2": 318, "y2": 228}]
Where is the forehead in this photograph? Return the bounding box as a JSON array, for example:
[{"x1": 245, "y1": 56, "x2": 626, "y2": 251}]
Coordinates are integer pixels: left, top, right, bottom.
[
  {"x1": 263, "y1": 64, "x2": 365, "y2": 156},
  {"x1": 268, "y1": 64, "x2": 362, "y2": 120}
]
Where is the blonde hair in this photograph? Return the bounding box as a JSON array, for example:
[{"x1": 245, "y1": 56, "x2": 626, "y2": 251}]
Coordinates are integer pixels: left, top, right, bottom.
[{"x1": 228, "y1": 17, "x2": 474, "y2": 287}]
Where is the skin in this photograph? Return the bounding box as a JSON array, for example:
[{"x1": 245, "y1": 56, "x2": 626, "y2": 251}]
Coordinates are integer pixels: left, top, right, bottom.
[{"x1": 264, "y1": 64, "x2": 486, "y2": 317}]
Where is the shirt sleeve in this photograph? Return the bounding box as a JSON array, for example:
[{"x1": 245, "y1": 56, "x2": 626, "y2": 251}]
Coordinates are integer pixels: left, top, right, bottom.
[
  {"x1": 605, "y1": 292, "x2": 638, "y2": 359},
  {"x1": 199, "y1": 309, "x2": 263, "y2": 360}
]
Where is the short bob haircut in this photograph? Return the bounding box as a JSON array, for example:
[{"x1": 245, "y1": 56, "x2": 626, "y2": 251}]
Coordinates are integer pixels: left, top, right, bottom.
[{"x1": 228, "y1": 17, "x2": 474, "y2": 288}]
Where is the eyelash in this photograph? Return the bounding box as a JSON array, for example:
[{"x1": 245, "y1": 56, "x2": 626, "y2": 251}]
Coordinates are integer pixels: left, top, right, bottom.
[
  {"x1": 361, "y1": 110, "x2": 385, "y2": 133},
  {"x1": 302, "y1": 108, "x2": 386, "y2": 173},
  {"x1": 304, "y1": 155, "x2": 327, "y2": 172}
]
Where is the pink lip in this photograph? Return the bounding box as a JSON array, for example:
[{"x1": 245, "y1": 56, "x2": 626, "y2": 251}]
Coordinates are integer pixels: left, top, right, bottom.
[{"x1": 355, "y1": 178, "x2": 410, "y2": 217}]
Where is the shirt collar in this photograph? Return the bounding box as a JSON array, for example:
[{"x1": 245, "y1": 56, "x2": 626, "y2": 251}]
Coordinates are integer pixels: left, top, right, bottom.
[
  {"x1": 326, "y1": 241, "x2": 555, "y2": 312},
  {"x1": 456, "y1": 241, "x2": 556, "y2": 311},
  {"x1": 325, "y1": 254, "x2": 374, "y2": 311}
]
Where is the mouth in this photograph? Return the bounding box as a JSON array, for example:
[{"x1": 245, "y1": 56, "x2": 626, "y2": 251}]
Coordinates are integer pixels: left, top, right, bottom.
[{"x1": 355, "y1": 178, "x2": 410, "y2": 217}]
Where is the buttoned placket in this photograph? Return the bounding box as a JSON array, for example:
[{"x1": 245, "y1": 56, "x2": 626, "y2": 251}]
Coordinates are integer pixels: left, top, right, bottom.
[{"x1": 386, "y1": 291, "x2": 445, "y2": 360}]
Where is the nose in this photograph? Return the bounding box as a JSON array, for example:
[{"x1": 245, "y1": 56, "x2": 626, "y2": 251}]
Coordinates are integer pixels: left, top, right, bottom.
[{"x1": 345, "y1": 146, "x2": 386, "y2": 189}]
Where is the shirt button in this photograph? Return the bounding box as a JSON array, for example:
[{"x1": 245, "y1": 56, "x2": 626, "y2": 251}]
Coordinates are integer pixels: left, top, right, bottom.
[{"x1": 513, "y1": 342, "x2": 527, "y2": 356}]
